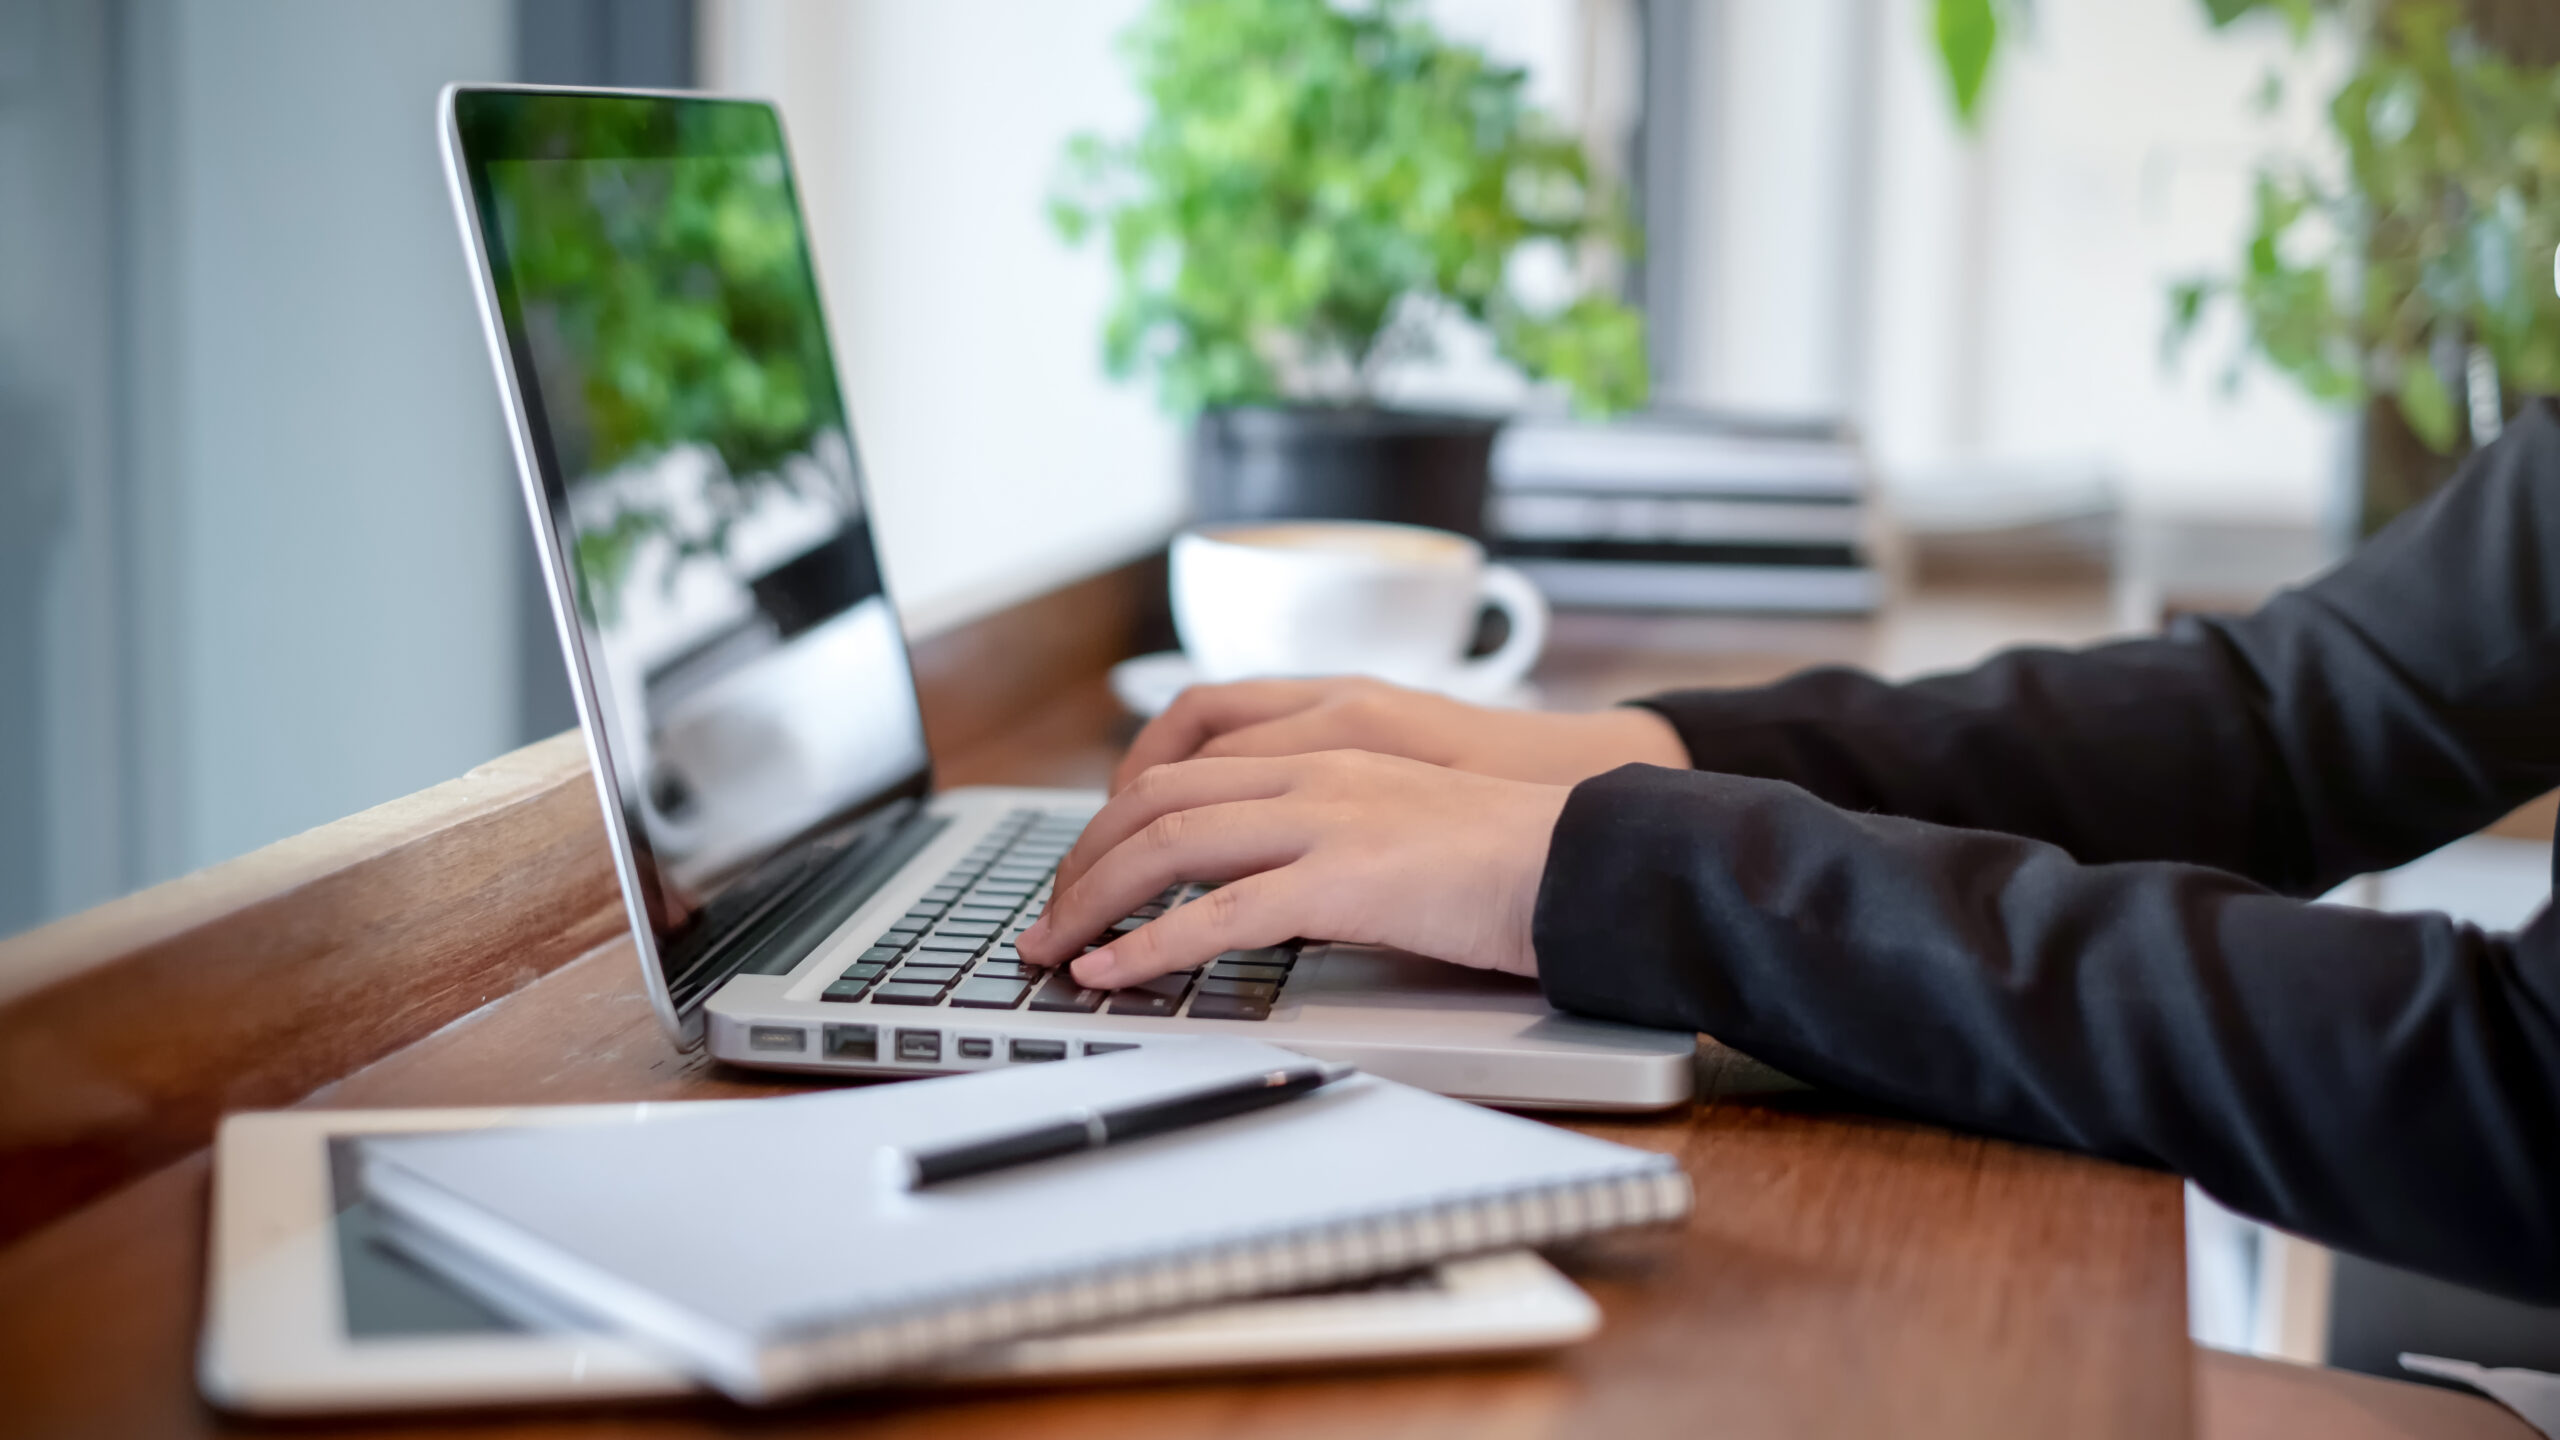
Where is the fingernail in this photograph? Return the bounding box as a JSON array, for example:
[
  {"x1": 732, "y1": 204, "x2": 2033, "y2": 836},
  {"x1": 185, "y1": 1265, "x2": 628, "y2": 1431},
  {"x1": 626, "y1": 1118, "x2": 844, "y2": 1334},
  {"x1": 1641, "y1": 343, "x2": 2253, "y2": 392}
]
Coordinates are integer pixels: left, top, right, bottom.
[{"x1": 1072, "y1": 948, "x2": 1118, "y2": 987}]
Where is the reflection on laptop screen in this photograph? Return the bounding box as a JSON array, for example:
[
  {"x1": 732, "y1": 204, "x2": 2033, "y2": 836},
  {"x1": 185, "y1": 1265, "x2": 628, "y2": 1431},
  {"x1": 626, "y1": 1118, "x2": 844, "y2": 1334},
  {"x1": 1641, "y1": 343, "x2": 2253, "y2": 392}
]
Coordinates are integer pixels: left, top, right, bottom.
[{"x1": 454, "y1": 92, "x2": 929, "y2": 1007}]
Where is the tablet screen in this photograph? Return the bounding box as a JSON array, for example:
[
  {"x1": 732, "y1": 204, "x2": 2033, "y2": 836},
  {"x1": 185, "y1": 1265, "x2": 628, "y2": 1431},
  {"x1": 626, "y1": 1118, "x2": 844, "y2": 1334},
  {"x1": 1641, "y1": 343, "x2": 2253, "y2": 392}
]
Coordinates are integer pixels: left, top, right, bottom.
[{"x1": 328, "y1": 1137, "x2": 521, "y2": 1338}]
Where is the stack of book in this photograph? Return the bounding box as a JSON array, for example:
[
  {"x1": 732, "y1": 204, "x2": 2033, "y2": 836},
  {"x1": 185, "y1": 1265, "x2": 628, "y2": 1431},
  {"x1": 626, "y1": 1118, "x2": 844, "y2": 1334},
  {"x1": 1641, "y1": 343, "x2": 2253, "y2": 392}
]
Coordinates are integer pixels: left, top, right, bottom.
[{"x1": 1489, "y1": 412, "x2": 1881, "y2": 614}]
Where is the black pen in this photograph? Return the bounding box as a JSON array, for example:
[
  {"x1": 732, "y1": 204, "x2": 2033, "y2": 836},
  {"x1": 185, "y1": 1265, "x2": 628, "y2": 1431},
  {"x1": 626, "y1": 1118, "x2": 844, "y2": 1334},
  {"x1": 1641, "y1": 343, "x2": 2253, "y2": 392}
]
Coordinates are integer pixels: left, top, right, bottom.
[{"x1": 892, "y1": 1061, "x2": 1355, "y2": 1190}]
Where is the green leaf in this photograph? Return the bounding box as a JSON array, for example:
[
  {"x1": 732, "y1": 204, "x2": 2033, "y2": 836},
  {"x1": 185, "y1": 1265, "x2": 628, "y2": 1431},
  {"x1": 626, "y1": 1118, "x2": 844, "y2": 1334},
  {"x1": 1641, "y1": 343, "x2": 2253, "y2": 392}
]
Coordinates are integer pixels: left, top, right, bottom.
[
  {"x1": 2163, "y1": 278, "x2": 2215, "y2": 368},
  {"x1": 1934, "y1": 0, "x2": 2000, "y2": 131},
  {"x1": 2398, "y1": 358, "x2": 2461, "y2": 453},
  {"x1": 2199, "y1": 0, "x2": 2328, "y2": 41}
]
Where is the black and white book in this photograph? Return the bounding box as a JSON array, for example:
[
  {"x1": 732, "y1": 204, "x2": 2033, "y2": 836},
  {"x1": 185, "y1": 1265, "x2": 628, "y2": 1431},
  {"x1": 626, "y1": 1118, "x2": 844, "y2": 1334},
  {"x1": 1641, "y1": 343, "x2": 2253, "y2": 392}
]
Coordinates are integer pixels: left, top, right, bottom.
[{"x1": 1491, "y1": 412, "x2": 1881, "y2": 614}]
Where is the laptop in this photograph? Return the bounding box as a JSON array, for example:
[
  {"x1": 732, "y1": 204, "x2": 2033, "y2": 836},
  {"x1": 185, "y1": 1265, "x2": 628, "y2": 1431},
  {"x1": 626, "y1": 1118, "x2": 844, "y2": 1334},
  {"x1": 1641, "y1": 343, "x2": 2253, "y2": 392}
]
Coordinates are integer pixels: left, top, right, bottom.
[{"x1": 438, "y1": 84, "x2": 1695, "y2": 1110}]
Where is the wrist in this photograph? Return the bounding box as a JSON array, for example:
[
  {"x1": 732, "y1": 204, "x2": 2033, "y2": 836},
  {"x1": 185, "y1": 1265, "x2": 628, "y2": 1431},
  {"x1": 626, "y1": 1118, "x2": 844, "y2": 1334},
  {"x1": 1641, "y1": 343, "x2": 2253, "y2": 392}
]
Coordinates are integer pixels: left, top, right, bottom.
[{"x1": 1592, "y1": 706, "x2": 1690, "y2": 771}]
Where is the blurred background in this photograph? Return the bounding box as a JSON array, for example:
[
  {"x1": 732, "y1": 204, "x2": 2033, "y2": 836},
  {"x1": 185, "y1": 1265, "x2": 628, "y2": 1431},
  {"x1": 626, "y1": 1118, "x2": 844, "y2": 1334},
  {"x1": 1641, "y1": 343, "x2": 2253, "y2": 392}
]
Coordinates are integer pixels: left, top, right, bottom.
[{"x1": 2, "y1": 0, "x2": 2556, "y2": 1385}]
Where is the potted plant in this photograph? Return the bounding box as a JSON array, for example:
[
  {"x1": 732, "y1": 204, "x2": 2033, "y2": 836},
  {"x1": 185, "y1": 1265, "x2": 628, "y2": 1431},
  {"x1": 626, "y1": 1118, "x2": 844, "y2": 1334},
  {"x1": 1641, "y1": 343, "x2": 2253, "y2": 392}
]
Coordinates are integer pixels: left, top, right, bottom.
[
  {"x1": 2169, "y1": 0, "x2": 2560, "y2": 534},
  {"x1": 1937, "y1": 0, "x2": 2560, "y2": 534},
  {"x1": 1051, "y1": 0, "x2": 1647, "y2": 540}
]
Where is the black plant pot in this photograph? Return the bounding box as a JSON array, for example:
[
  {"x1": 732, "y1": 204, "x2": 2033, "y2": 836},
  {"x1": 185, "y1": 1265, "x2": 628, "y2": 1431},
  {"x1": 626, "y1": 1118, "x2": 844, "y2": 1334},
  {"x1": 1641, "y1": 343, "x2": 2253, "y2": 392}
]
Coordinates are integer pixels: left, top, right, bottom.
[{"x1": 1189, "y1": 406, "x2": 1504, "y2": 541}]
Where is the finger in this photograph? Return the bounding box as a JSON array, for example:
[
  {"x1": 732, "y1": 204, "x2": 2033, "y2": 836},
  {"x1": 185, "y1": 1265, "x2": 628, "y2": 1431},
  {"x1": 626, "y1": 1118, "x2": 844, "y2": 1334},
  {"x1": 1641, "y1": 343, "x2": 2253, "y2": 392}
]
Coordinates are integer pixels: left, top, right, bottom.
[
  {"x1": 1072, "y1": 870, "x2": 1309, "y2": 988},
  {"x1": 1111, "y1": 680, "x2": 1334, "y2": 792},
  {"x1": 1020, "y1": 797, "x2": 1304, "y2": 966},
  {"x1": 1195, "y1": 706, "x2": 1391, "y2": 764},
  {"x1": 1054, "y1": 754, "x2": 1295, "y2": 896}
]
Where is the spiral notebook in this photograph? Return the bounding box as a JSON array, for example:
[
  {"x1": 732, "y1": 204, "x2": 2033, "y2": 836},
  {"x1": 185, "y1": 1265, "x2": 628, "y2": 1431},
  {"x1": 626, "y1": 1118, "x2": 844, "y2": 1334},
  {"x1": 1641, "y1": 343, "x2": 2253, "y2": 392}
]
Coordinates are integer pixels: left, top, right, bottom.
[{"x1": 358, "y1": 1038, "x2": 1690, "y2": 1403}]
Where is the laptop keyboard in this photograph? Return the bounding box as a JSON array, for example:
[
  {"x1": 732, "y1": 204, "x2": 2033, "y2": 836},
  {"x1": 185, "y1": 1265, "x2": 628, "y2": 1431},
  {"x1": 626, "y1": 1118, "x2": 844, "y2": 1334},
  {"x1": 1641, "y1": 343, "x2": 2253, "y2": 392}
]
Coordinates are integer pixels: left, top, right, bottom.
[{"x1": 817, "y1": 808, "x2": 1299, "y2": 1021}]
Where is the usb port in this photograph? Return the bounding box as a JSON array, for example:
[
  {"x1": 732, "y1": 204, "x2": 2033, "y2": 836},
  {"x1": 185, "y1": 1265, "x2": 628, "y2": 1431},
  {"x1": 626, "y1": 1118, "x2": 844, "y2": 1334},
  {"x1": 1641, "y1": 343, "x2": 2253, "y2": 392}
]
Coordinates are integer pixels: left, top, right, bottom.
[
  {"x1": 1008, "y1": 1038, "x2": 1067, "y2": 1063},
  {"x1": 896, "y1": 1029, "x2": 941, "y2": 1062},
  {"x1": 747, "y1": 1025, "x2": 806, "y2": 1053},
  {"x1": 1083, "y1": 1041, "x2": 1140, "y2": 1057},
  {"x1": 956, "y1": 1036, "x2": 994, "y2": 1059},
  {"x1": 823, "y1": 1024, "x2": 878, "y2": 1061}
]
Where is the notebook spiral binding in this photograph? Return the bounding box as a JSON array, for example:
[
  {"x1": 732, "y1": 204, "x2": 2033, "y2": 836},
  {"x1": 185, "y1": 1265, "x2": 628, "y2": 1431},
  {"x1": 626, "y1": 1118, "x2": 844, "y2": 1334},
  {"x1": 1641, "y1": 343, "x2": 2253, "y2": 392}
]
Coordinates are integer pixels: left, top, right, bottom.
[{"x1": 752, "y1": 1164, "x2": 1692, "y2": 1402}]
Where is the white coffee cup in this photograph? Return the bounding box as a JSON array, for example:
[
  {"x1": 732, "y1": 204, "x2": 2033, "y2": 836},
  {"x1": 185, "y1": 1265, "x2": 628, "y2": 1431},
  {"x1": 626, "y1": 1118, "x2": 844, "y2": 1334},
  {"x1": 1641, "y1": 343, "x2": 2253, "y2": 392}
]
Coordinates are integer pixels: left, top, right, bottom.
[{"x1": 1169, "y1": 520, "x2": 1550, "y2": 699}]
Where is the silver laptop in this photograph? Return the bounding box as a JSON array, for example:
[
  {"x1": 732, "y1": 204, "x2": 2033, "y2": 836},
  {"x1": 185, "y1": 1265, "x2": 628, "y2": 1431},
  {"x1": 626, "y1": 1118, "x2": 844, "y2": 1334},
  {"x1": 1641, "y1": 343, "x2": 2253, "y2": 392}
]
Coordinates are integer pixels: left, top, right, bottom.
[{"x1": 439, "y1": 85, "x2": 1694, "y2": 1110}]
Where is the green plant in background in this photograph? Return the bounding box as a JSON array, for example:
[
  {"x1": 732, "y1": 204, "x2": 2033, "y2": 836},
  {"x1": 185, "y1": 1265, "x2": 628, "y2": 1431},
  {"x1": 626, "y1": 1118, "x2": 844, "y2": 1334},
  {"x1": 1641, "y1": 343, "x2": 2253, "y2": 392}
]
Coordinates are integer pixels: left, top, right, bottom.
[
  {"x1": 1932, "y1": 0, "x2": 2335, "y2": 131},
  {"x1": 1936, "y1": 0, "x2": 2560, "y2": 521},
  {"x1": 482, "y1": 98, "x2": 850, "y2": 623},
  {"x1": 2168, "y1": 3, "x2": 2560, "y2": 462},
  {"x1": 1051, "y1": 0, "x2": 1647, "y2": 417}
]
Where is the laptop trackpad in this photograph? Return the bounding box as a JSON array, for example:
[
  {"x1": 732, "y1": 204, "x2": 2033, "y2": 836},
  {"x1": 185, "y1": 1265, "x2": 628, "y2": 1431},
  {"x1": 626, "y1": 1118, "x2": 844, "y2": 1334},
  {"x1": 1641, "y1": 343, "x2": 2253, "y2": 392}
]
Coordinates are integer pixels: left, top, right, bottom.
[{"x1": 1289, "y1": 944, "x2": 1551, "y2": 1014}]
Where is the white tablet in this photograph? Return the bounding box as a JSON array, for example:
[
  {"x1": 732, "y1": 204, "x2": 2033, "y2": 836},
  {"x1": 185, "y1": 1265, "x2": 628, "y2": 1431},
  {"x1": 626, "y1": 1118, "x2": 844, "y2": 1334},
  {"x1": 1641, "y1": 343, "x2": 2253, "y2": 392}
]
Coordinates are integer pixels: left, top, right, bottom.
[{"x1": 200, "y1": 1103, "x2": 1600, "y2": 1416}]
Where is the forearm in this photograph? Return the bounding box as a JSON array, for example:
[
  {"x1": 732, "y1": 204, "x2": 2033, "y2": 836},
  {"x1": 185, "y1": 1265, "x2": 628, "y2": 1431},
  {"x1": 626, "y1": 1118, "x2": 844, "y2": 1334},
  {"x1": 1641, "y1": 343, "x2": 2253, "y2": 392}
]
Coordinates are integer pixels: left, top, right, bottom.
[
  {"x1": 1534, "y1": 764, "x2": 2560, "y2": 1302},
  {"x1": 1631, "y1": 626, "x2": 2309, "y2": 881},
  {"x1": 1635, "y1": 402, "x2": 2560, "y2": 891}
]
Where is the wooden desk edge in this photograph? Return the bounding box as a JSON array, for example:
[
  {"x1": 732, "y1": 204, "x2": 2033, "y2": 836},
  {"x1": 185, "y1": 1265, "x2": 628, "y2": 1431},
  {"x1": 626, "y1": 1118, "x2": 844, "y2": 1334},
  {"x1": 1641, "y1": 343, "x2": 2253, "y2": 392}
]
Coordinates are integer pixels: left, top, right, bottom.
[{"x1": 0, "y1": 555, "x2": 1165, "y2": 1244}]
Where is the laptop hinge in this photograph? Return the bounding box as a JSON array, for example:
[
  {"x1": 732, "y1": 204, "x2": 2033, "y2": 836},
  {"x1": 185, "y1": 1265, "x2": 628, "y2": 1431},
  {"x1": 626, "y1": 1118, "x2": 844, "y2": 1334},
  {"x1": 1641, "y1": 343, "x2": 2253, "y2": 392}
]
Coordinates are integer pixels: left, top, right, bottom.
[{"x1": 670, "y1": 804, "x2": 952, "y2": 1011}]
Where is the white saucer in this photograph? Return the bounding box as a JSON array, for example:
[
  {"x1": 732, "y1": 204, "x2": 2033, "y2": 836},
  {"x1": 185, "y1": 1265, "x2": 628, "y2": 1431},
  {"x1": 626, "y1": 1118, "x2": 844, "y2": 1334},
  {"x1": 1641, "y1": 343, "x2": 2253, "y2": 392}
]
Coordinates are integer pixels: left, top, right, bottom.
[{"x1": 1108, "y1": 651, "x2": 1542, "y2": 718}]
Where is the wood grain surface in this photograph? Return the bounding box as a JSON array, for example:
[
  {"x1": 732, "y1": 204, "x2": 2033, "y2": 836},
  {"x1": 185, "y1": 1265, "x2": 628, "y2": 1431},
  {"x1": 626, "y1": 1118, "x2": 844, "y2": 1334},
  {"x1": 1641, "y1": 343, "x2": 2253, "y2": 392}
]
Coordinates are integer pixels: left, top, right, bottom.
[
  {"x1": 0, "y1": 939, "x2": 2191, "y2": 1440},
  {"x1": 0, "y1": 733, "x2": 624, "y2": 1246},
  {"x1": 0, "y1": 572, "x2": 2212, "y2": 1438},
  {"x1": 0, "y1": 559, "x2": 1160, "y2": 1245}
]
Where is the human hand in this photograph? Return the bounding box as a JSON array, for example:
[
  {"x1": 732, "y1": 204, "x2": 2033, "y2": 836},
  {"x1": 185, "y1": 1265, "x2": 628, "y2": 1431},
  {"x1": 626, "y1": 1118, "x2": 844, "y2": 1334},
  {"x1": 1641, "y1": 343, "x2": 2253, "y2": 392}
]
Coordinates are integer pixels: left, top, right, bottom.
[
  {"x1": 1017, "y1": 750, "x2": 1570, "y2": 988},
  {"x1": 1111, "y1": 676, "x2": 1689, "y2": 793}
]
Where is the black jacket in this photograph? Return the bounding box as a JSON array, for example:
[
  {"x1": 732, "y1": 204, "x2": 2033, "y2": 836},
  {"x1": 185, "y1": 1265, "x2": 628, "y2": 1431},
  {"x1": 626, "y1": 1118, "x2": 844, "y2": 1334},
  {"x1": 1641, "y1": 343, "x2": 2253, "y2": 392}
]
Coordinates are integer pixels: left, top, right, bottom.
[{"x1": 1533, "y1": 401, "x2": 2560, "y2": 1303}]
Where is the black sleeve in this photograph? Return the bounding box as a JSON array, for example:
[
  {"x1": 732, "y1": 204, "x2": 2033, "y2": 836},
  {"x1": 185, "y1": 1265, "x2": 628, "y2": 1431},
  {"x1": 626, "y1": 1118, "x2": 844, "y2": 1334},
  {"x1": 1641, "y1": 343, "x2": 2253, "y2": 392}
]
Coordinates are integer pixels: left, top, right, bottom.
[
  {"x1": 1533, "y1": 766, "x2": 2560, "y2": 1303},
  {"x1": 1627, "y1": 401, "x2": 2560, "y2": 893},
  {"x1": 1531, "y1": 405, "x2": 2560, "y2": 1301}
]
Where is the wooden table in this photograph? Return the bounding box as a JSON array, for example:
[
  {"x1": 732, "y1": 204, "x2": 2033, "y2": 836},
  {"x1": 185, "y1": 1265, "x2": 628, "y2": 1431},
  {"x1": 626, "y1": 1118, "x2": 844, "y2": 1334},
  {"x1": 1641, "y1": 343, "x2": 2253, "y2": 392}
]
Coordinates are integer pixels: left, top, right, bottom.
[{"x1": 2, "y1": 568, "x2": 2507, "y2": 1438}]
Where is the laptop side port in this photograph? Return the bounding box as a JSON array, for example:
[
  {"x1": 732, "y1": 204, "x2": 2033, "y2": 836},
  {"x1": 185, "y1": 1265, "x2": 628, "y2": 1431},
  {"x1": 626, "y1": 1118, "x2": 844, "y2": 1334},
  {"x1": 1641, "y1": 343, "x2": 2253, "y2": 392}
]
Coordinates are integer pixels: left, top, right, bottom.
[
  {"x1": 748, "y1": 1025, "x2": 807, "y2": 1054},
  {"x1": 823, "y1": 1024, "x2": 878, "y2": 1061},
  {"x1": 896, "y1": 1029, "x2": 942, "y2": 1063},
  {"x1": 1008, "y1": 1038, "x2": 1067, "y2": 1063},
  {"x1": 956, "y1": 1036, "x2": 994, "y2": 1060},
  {"x1": 1083, "y1": 1041, "x2": 1139, "y2": 1056}
]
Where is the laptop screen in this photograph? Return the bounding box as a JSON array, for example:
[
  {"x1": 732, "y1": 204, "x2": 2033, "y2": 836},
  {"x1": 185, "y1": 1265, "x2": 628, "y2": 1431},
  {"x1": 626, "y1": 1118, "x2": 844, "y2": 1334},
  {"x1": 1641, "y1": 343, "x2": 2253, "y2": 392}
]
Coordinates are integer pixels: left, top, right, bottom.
[{"x1": 451, "y1": 90, "x2": 931, "y2": 1012}]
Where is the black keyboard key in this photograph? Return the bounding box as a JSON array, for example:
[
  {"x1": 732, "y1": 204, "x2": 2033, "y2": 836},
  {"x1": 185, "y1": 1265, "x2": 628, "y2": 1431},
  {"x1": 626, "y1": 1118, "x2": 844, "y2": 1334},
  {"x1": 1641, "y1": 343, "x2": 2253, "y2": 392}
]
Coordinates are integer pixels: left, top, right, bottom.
[
  {"x1": 857, "y1": 945, "x2": 905, "y2": 965},
  {"x1": 821, "y1": 977, "x2": 875, "y2": 1003},
  {"x1": 870, "y1": 981, "x2": 948, "y2": 1006},
  {"x1": 1108, "y1": 916, "x2": 1148, "y2": 934},
  {"x1": 840, "y1": 962, "x2": 891, "y2": 984},
  {"x1": 1196, "y1": 977, "x2": 1277, "y2": 1001},
  {"x1": 1187, "y1": 989, "x2": 1272, "y2": 1021},
  {"x1": 932, "y1": 919, "x2": 1002, "y2": 938},
  {"x1": 922, "y1": 886, "x2": 963, "y2": 904},
  {"x1": 1105, "y1": 972, "x2": 1192, "y2": 1018},
  {"x1": 949, "y1": 976, "x2": 1032, "y2": 1009},
  {"x1": 913, "y1": 934, "x2": 983, "y2": 954},
  {"x1": 974, "y1": 960, "x2": 1038, "y2": 980},
  {"x1": 1206, "y1": 960, "x2": 1287, "y2": 983},
  {"x1": 949, "y1": 908, "x2": 1016, "y2": 926},
  {"x1": 1106, "y1": 989, "x2": 1181, "y2": 1018},
  {"x1": 1027, "y1": 973, "x2": 1108, "y2": 1013},
  {"x1": 894, "y1": 962, "x2": 964, "y2": 982}
]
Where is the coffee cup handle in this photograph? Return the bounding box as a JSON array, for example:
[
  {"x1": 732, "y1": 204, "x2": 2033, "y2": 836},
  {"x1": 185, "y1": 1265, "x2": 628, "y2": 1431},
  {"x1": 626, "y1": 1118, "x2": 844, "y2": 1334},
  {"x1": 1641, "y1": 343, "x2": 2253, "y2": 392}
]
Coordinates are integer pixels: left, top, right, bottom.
[{"x1": 1457, "y1": 564, "x2": 1550, "y2": 700}]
